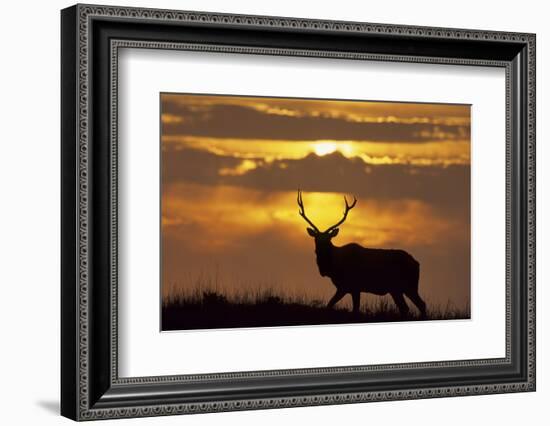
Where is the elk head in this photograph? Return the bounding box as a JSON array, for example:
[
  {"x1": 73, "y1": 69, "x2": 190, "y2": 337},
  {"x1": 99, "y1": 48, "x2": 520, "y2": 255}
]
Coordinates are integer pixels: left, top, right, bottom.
[{"x1": 297, "y1": 190, "x2": 357, "y2": 276}]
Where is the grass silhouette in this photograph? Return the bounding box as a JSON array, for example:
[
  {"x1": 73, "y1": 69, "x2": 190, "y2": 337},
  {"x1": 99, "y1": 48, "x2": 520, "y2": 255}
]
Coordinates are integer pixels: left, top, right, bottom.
[{"x1": 162, "y1": 286, "x2": 469, "y2": 331}]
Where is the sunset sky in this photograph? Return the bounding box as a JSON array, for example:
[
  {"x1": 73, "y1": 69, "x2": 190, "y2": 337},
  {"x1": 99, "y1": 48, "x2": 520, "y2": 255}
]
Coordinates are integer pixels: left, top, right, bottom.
[{"x1": 161, "y1": 94, "x2": 471, "y2": 311}]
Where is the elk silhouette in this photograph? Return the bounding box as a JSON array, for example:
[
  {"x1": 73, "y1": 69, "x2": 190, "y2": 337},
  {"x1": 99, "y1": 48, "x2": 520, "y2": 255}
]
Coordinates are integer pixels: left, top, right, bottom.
[{"x1": 297, "y1": 190, "x2": 426, "y2": 318}]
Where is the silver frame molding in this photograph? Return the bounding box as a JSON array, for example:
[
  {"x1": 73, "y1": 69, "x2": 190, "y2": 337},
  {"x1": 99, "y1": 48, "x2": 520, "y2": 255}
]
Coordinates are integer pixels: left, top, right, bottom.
[{"x1": 61, "y1": 3, "x2": 536, "y2": 421}]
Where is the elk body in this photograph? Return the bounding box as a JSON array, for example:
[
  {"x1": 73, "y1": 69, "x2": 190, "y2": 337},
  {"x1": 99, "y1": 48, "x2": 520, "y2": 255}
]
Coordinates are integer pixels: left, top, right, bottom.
[{"x1": 297, "y1": 190, "x2": 426, "y2": 317}]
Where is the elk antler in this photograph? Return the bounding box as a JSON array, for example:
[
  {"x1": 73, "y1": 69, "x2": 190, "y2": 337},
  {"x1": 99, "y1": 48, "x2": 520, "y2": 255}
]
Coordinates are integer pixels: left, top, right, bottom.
[
  {"x1": 297, "y1": 190, "x2": 320, "y2": 232},
  {"x1": 325, "y1": 195, "x2": 357, "y2": 232}
]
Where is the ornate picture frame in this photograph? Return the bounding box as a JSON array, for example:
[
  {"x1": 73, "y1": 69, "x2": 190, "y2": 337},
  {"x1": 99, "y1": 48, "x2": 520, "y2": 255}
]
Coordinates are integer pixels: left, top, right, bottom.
[{"x1": 61, "y1": 4, "x2": 535, "y2": 421}]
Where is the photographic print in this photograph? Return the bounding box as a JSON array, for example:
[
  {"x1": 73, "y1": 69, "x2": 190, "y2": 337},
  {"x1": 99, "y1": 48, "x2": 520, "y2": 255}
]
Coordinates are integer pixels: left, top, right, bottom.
[{"x1": 160, "y1": 93, "x2": 471, "y2": 331}]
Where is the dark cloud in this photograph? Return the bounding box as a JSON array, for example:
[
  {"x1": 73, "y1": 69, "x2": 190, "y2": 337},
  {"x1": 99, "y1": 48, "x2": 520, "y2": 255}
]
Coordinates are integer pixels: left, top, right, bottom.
[
  {"x1": 163, "y1": 147, "x2": 469, "y2": 219},
  {"x1": 162, "y1": 102, "x2": 470, "y2": 143},
  {"x1": 162, "y1": 146, "x2": 242, "y2": 183}
]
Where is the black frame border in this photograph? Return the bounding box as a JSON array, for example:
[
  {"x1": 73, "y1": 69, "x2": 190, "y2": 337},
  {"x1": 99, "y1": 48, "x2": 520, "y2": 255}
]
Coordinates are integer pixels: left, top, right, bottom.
[{"x1": 61, "y1": 4, "x2": 535, "y2": 421}]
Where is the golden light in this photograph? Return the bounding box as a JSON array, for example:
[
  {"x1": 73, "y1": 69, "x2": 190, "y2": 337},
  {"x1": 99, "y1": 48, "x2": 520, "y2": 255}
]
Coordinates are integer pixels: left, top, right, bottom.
[
  {"x1": 218, "y1": 159, "x2": 259, "y2": 176},
  {"x1": 312, "y1": 142, "x2": 337, "y2": 156},
  {"x1": 312, "y1": 141, "x2": 356, "y2": 157},
  {"x1": 163, "y1": 136, "x2": 470, "y2": 166},
  {"x1": 162, "y1": 184, "x2": 464, "y2": 251}
]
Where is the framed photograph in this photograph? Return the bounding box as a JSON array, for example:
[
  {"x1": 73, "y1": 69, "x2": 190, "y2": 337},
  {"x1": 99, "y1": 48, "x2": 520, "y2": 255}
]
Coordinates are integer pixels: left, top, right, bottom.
[
  {"x1": 61, "y1": 4, "x2": 536, "y2": 421},
  {"x1": 160, "y1": 93, "x2": 471, "y2": 331}
]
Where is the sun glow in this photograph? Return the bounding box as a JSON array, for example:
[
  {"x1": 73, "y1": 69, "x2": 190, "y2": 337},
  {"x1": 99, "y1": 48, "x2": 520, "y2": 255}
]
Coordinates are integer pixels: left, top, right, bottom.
[
  {"x1": 313, "y1": 142, "x2": 337, "y2": 156},
  {"x1": 162, "y1": 184, "x2": 463, "y2": 251},
  {"x1": 164, "y1": 136, "x2": 469, "y2": 166}
]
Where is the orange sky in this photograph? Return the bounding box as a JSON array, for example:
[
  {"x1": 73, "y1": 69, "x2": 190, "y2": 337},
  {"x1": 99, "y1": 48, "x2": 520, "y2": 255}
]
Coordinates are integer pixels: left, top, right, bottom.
[{"x1": 161, "y1": 94, "x2": 471, "y2": 311}]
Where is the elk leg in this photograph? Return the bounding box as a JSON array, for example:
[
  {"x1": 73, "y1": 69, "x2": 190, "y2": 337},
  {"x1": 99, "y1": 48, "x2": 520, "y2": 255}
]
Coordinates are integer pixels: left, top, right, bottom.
[
  {"x1": 391, "y1": 293, "x2": 410, "y2": 317},
  {"x1": 327, "y1": 290, "x2": 345, "y2": 309},
  {"x1": 351, "y1": 292, "x2": 361, "y2": 314},
  {"x1": 406, "y1": 291, "x2": 427, "y2": 319}
]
